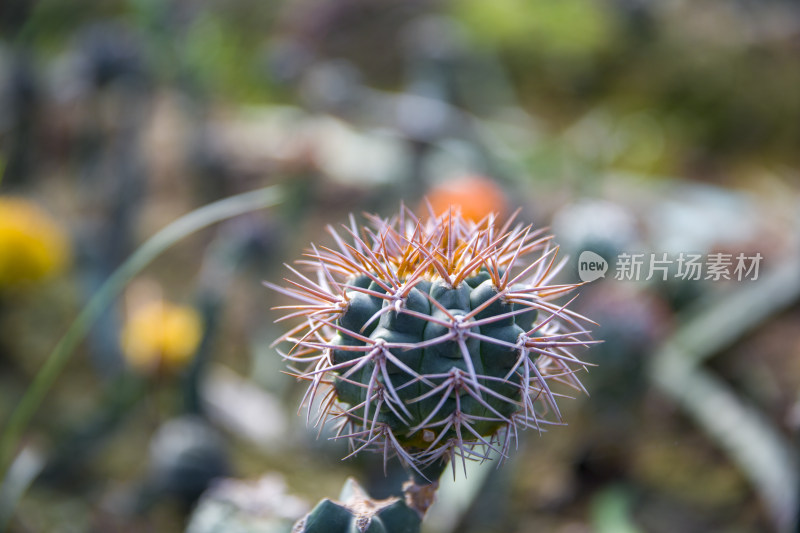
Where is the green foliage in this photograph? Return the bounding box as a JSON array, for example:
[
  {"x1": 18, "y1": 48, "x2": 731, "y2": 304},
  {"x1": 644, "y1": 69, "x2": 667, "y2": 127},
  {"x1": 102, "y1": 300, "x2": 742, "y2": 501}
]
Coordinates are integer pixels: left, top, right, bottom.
[{"x1": 453, "y1": 0, "x2": 616, "y2": 58}]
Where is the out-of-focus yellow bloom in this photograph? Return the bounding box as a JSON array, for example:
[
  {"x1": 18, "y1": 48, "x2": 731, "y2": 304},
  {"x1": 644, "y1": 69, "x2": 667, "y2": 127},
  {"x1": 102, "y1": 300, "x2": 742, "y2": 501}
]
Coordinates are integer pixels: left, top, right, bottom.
[
  {"x1": 121, "y1": 300, "x2": 203, "y2": 374},
  {"x1": 0, "y1": 197, "x2": 70, "y2": 287}
]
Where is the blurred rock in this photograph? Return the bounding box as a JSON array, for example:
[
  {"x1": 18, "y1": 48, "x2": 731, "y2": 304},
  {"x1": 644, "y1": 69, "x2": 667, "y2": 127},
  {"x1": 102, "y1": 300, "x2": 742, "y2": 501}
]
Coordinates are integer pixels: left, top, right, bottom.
[
  {"x1": 137, "y1": 416, "x2": 230, "y2": 511},
  {"x1": 552, "y1": 199, "x2": 641, "y2": 265},
  {"x1": 201, "y1": 365, "x2": 289, "y2": 451},
  {"x1": 186, "y1": 474, "x2": 308, "y2": 533}
]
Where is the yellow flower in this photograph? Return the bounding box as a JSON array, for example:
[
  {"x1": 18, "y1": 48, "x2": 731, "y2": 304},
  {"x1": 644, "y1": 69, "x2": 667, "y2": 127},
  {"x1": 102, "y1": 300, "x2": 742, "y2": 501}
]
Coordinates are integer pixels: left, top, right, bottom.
[
  {"x1": 0, "y1": 197, "x2": 70, "y2": 288},
  {"x1": 121, "y1": 299, "x2": 203, "y2": 374}
]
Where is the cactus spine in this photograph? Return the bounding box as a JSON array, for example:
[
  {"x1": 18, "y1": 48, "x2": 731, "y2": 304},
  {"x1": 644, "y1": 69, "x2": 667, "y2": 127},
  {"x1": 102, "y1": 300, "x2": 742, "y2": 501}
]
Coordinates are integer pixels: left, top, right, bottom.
[{"x1": 268, "y1": 207, "x2": 592, "y2": 476}]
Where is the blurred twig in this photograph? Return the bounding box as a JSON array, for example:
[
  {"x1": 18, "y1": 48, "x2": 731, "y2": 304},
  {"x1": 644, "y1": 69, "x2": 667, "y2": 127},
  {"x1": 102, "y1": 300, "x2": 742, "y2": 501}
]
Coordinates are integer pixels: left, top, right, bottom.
[
  {"x1": 0, "y1": 186, "x2": 282, "y2": 521},
  {"x1": 650, "y1": 247, "x2": 800, "y2": 532}
]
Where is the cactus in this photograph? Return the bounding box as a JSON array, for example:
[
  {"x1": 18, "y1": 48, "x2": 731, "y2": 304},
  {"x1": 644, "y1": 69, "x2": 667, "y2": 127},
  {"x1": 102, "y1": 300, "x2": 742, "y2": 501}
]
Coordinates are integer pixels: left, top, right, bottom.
[
  {"x1": 268, "y1": 206, "x2": 593, "y2": 477},
  {"x1": 293, "y1": 478, "x2": 421, "y2": 533}
]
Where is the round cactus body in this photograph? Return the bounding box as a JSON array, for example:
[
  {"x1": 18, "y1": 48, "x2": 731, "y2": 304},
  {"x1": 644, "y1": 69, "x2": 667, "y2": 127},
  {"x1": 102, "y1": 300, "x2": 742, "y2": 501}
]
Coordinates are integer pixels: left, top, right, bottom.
[
  {"x1": 293, "y1": 478, "x2": 421, "y2": 533},
  {"x1": 268, "y1": 207, "x2": 593, "y2": 475}
]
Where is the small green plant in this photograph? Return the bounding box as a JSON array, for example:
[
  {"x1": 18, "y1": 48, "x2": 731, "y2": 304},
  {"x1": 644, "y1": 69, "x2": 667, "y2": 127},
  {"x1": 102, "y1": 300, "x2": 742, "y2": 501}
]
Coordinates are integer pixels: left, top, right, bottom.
[
  {"x1": 293, "y1": 478, "x2": 421, "y2": 533},
  {"x1": 269, "y1": 206, "x2": 593, "y2": 529}
]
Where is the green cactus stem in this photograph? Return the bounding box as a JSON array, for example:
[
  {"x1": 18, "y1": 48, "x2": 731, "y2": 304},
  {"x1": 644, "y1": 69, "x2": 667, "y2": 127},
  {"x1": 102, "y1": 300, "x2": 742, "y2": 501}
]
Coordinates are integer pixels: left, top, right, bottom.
[
  {"x1": 293, "y1": 478, "x2": 421, "y2": 533},
  {"x1": 268, "y1": 206, "x2": 594, "y2": 477}
]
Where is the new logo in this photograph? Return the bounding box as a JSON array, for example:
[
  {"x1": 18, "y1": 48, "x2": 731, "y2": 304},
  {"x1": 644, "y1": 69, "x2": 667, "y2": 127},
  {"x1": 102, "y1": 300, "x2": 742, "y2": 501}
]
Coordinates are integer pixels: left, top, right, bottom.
[{"x1": 578, "y1": 251, "x2": 608, "y2": 282}]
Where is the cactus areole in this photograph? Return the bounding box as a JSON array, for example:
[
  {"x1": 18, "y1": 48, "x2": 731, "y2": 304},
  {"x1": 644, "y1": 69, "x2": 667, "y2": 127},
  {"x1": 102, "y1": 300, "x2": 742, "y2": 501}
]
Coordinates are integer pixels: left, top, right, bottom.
[{"x1": 268, "y1": 206, "x2": 593, "y2": 478}]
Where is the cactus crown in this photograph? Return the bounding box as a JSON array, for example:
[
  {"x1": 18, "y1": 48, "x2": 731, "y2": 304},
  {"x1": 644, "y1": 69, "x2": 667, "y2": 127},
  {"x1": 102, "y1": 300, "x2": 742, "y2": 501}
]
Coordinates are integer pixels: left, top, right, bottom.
[{"x1": 268, "y1": 205, "x2": 593, "y2": 477}]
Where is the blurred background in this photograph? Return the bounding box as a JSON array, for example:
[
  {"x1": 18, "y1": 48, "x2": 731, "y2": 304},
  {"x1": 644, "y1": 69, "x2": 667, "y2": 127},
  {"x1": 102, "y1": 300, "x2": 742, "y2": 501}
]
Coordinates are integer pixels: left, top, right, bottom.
[{"x1": 1, "y1": 0, "x2": 799, "y2": 532}]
